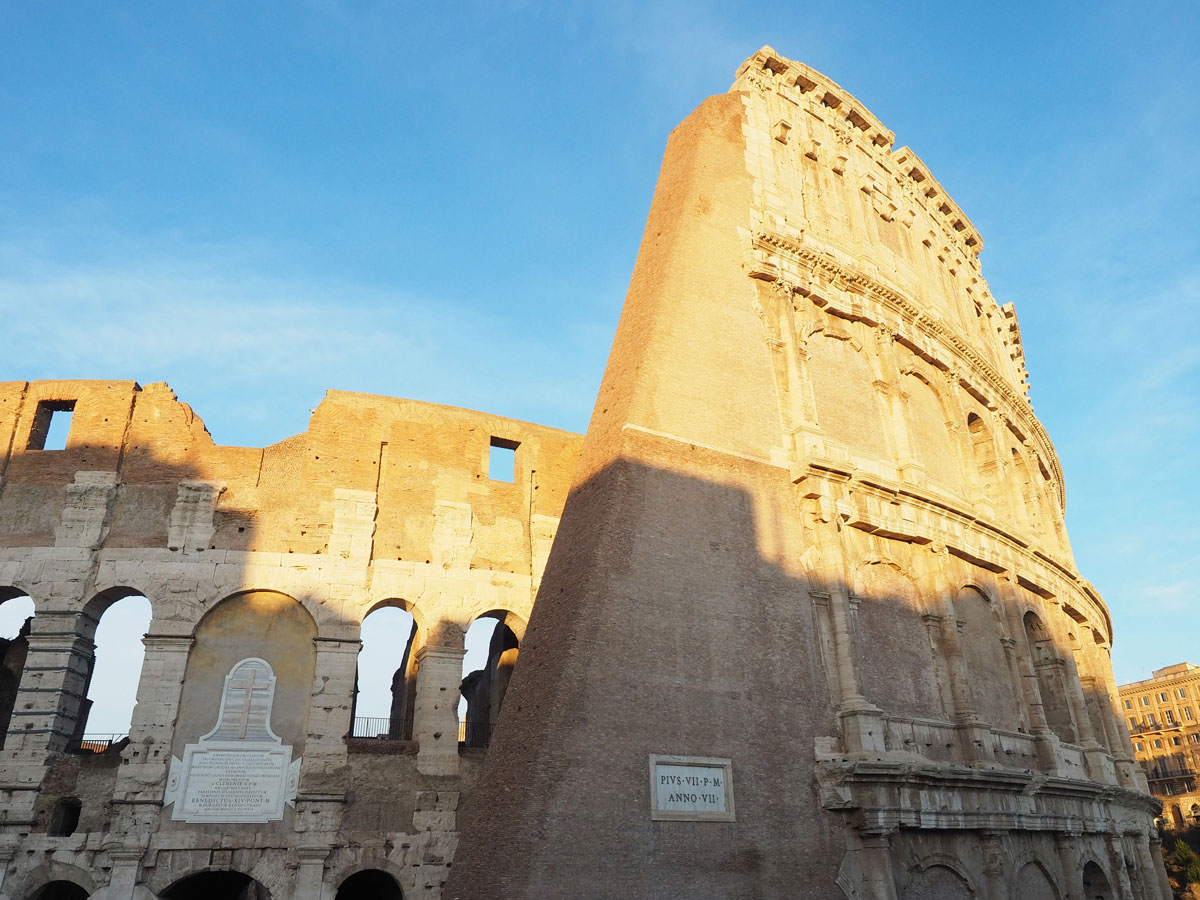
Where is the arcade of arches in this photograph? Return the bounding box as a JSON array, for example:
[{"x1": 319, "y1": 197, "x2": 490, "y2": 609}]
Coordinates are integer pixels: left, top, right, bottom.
[{"x1": 0, "y1": 42, "x2": 1175, "y2": 900}]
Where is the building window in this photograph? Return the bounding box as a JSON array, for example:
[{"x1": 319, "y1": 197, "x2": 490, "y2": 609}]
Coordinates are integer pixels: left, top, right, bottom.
[
  {"x1": 1160, "y1": 692, "x2": 1170, "y2": 702},
  {"x1": 1149, "y1": 713, "x2": 1158, "y2": 726},
  {"x1": 1155, "y1": 739, "x2": 1163, "y2": 749},
  {"x1": 1137, "y1": 742, "x2": 1145, "y2": 752},
  {"x1": 1167, "y1": 710, "x2": 1177, "y2": 725},
  {"x1": 1174, "y1": 736, "x2": 1183, "y2": 746},
  {"x1": 1191, "y1": 734, "x2": 1200, "y2": 744},
  {"x1": 1180, "y1": 688, "x2": 1189, "y2": 698},
  {"x1": 1130, "y1": 717, "x2": 1138, "y2": 729},
  {"x1": 1186, "y1": 707, "x2": 1195, "y2": 721},
  {"x1": 1125, "y1": 699, "x2": 1133, "y2": 709},
  {"x1": 1142, "y1": 696, "x2": 1151, "y2": 706}
]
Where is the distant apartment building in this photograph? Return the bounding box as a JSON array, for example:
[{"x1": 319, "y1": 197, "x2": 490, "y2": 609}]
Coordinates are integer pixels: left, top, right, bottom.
[{"x1": 1119, "y1": 662, "x2": 1200, "y2": 829}]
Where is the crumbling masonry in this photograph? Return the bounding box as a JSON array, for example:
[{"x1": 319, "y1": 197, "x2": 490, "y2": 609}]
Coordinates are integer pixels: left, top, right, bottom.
[{"x1": 0, "y1": 47, "x2": 1171, "y2": 900}]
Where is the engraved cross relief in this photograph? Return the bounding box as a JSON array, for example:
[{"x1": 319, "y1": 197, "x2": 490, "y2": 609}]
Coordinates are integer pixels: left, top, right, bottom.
[{"x1": 164, "y1": 657, "x2": 301, "y2": 823}]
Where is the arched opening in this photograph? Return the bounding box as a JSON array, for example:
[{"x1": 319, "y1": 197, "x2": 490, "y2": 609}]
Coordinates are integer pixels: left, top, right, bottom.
[
  {"x1": 72, "y1": 590, "x2": 152, "y2": 750},
  {"x1": 0, "y1": 590, "x2": 35, "y2": 748},
  {"x1": 805, "y1": 329, "x2": 889, "y2": 459},
  {"x1": 459, "y1": 611, "x2": 523, "y2": 748},
  {"x1": 1191, "y1": 803, "x2": 1200, "y2": 825},
  {"x1": 335, "y1": 869, "x2": 403, "y2": 900},
  {"x1": 900, "y1": 864, "x2": 972, "y2": 899},
  {"x1": 1023, "y1": 611, "x2": 1077, "y2": 744},
  {"x1": 952, "y1": 587, "x2": 1023, "y2": 731},
  {"x1": 1014, "y1": 861, "x2": 1061, "y2": 899},
  {"x1": 1081, "y1": 860, "x2": 1114, "y2": 900},
  {"x1": 852, "y1": 562, "x2": 947, "y2": 722},
  {"x1": 965, "y1": 412, "x2": 1000, "y2": 502},
  {"x1": 160, "y1": 870, "x2": 271, "y2": 899},
  {"x1": 1172, "y1": 803, "x2": 1185, "y2": 829},
  {"x1": 902, "y1": 372, "x2": 962, "y2": 492},
  {"x1": 29, "y1": 882, "x2": 89, "y2": 900},
  {"x1": 353, "y1": 604, "x2": 418, "y2": 739},
  {"x1": 174, "y1": 592, "x2": 317, "y2": 765}
]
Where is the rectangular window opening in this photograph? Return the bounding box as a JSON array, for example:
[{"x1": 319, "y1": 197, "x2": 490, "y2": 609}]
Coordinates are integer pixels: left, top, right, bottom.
[
  {"x1": 27, "y1": 400, "x2": 76, "y2": 451},
  {"x1": 488, "y1": 437, "x2": 519, "y2": 482}
]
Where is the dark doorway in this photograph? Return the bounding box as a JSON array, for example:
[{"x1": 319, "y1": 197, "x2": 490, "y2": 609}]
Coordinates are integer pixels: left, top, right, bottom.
[
  {"x1": 30, "y1": 883, "x2": 89, "y2": 900},
  {"x1": 160, "y1": 871, "x2": 270, "y2": 900},
  {"x1": 335, "y1": 869, "x2": 404, "y2": 899}
]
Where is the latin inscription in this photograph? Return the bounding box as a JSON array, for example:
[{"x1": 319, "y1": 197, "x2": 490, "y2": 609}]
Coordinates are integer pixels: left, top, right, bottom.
[
  {"x1": 648, "y1": 756, "x2": 735, "y2": 821},
  {"x1": 179, "y1": 749, "x2": 289, "y2": 819},
  {"x1": 655, "y1": 764, "x2": 727, "y2": 812}
]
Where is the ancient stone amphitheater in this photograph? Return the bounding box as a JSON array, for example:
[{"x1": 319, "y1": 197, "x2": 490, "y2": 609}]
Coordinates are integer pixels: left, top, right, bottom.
[{"x1": 0, "y1": 47, "x2": 1168, "y2": 900}]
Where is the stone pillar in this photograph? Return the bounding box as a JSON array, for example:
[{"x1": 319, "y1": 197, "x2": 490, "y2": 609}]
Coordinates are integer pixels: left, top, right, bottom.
[
  {"x1": 929, "y1": 553, "x2": 996, "y2": 764},
  {"x1": 2, "y1": 610, "x2": 92, "y2": 760},
  {"x1": 413, "y1": 633, "x2": 466, "y2": 776},
  {"x1": 980, "y1": 831, "x2": 1009, "y2": 900},
  {"x1": 857, "y1": 833, "x2": 899, "y2": 900},
  {"x1": 111, "y1": 634, "x2": 193, "y2": 808},
  {"x1": 807, "y1": 506, "x2": 885, "y2": 756},
  {"x1": 1055, "y1": 629, "x2": 1116, "y2": 783},
  {"x1": 298, "y1": 636, "x2": 360, "y2": 793},
  {"x1": 104, "y1": 845, "x2": 147, "y2": 900},
  {"x1": 1105, "y1": 832, "x2": 1135, "y2": 900},
  {"x1": 295, "y1": 846, "x2": 329, "y2": 900},
  {"x1": 1143, "y1": 831, "x2": 1174, "y2": 900},
  {"x1": 1053, "y1": 832, "x2": 1082, "y2": 900},
  {"x1": 1003, "y1": 602, "x2": 1059, "y2": 774}
]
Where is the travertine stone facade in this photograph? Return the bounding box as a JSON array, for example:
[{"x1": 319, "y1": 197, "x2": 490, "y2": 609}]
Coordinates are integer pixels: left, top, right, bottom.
[
  {"x1": 0, "y1": 380, "x2": 580, "y2": 899},
  {"x1": 1119, "y1": 663, "x2": 1200, "y2": 832},
  {"x1": 0, "y1": 45, "x2": 1169, "y2": 900},
  {"x1": 447, "y1": 48, "x2": 1167, "y2": 900}
]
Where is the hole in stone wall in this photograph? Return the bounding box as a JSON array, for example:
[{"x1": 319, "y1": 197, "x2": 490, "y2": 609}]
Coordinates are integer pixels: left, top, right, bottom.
[
  {"x1": 75, "y1": 595, "x2": 152, "y2": 747},
  {"x1": 0, "y1": 594, "x2": 34, "y2": 749},
  {"x1": 459, "y1": 613, "x2": 521, "y2": 748},
  {"x1": 48, "y1": 798, "x2": 81, "y2": 836},
  {"x1": 26, "y1": 400, "x2": 75, "y2": 451},
  {"x1": 354, "y1": 606, "x2": 417, "y2": 739},
  {"x1": 488, "y1": 436, "x2": 519, "y2": 482}
]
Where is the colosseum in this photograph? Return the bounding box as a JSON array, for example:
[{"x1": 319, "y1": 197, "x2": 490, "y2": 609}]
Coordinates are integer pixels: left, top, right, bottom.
[{"x1": 0, "y1": 47, "x2": 1170, "y2": 900}]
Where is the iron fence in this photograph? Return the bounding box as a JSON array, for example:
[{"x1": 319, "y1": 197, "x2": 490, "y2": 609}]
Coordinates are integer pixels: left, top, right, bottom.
[{"x1": 69, "y1": 733, "x2": 127, "y2": 753}]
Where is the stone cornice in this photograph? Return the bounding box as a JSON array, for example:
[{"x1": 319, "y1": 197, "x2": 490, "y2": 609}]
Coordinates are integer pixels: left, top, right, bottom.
[
  {"x1": 754, "y1": 230, "x2": 1066, "y2": 509},
  {"x1": 796, "y1": 463, "x2": 1110, "y2": 641}
]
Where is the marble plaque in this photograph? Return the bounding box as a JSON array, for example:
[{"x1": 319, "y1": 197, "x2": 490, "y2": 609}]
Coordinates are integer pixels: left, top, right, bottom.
[
  {"x1": 648, "y1": 754, "x2": 735, "y2": 821},
  {"x1": 164, "y1": 657, "x2": 301, "y2": 823}
]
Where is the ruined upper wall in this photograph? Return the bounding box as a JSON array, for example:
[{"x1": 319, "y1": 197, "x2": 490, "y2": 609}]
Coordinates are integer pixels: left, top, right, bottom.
[
  {"x1": 0, "y1": 380, "x2": 582, "y2": 571},
  {"x1": 732, "y1": 48, "x2": 1022, "y2": 384}
]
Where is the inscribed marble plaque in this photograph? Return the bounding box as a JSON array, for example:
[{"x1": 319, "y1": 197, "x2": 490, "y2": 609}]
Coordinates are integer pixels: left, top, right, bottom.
[
  {"x1": 648, "y1": 754, "x2": 735, "y2": 821},
  {"x1": 164, "y1": 657, "x2": 301, "y2": 823}
]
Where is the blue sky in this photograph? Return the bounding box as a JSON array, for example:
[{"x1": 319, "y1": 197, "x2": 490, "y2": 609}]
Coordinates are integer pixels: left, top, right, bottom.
[{"x1": 1, "y1": 1, "x2": 1196, "y2": 690}]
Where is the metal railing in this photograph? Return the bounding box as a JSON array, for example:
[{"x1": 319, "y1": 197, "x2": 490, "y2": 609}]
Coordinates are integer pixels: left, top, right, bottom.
[
  {"x1": 458, "y1": 720, "x2": 493, "y2": 748},
  {"x1": 350, "y1": 716, "x2": 398, "y2": 739},
  {"x1": 69, "y1": 733, "x2": 128, "y2": 753},
  {"x1": 348, "y1": 717, "x2": 494, "y2": 746}
]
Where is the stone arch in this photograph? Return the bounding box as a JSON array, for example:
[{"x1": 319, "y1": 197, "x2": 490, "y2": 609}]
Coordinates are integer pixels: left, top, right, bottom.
[
  {"x1": 355, "y1": 599, "x2": 421, "y2": 739},
  {"x1": 901, "y1": 369, "x2": 962, "y2": 492},
  {"x1": 1023, "y1": 610, "x2": 1077, "y2": 744},
  {"x1": 1012, "y1": 859, "x2": 1061, "y2": 899},
  {"x1": 1080, "y1": 859, "x2": 1114, "y2": 900},
  {"x1": 326, "y1": 858, "x2": 409, "y2": 896},
  {"x1": 459, "y1": 608, "x2": 527, "y2": 747},
  {"x1": 72, "y1": 587, "x2": 152, "y2": 747},
  {"x1": 952, "y1": 585, "x2": 1024, "y2": 731},
  {"x1": 158, "y1": 869, "x2": 271, "y2": 899},
  {"x1": 333, "y1": 868, "x2": 404, "y2": 900},
  {"x1": 803, "y1": 324, "x2": 889, "y2": 460},
  {"x1": 850, "y1": 559, "x2": 947, "y2": 721},
  {"x1": 1171, "y1": 803, "x2": 1185, "y2": 828},
  {"x1": 174, "y1": 591, "x2": 318, "y2": 758},
  {"x1": 964, "y1": 411, "x2": 1000, "y2": 504},
  {"x1": 0, "y1": 588, "x2": 35, "y2": 749},
  {"x1": 899, "y1": 861, "x2": 974, "y2": 899},
  {"x1": 11, "y1": 863, "x2": 96, "y2": 900}
]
